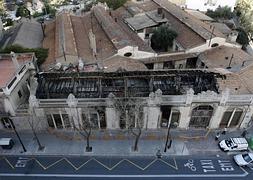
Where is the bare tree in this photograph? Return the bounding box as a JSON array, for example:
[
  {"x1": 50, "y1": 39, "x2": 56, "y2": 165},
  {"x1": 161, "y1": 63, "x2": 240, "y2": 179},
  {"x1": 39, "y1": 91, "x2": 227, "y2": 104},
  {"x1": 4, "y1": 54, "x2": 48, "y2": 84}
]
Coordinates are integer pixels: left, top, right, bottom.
[
  {"x1": 67, "y1": 94, "x2": 93, "y2": 152},
  {"x1": 113, "y1": 96, "x2": 144, "y2": 152},
  {"x1": 73, "y1": 111, "x2": 92, "y2": 152}
]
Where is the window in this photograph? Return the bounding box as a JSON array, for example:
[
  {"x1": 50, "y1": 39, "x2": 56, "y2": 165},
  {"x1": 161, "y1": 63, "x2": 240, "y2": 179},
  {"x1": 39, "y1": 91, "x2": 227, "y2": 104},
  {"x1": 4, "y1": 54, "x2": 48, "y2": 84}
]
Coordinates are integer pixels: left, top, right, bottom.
[
  {"x1": 18, "y1": 90, "x2": 22, "y2": 98},
  {"x1": 62, "y1": 114, "x2": 71, "y2": 128},
  {"x1": 8, "y1": 77, "x2": 17, "y2": 89},
  {"x1": 82, "y1": 113, "x2": 99, "y2": 129},
  {"x1": 53, "y1": 114, "x2": 63, "y2": 129},
  {"x1": 124, "y1": 52, "x2": 132, "y2": 57},
  {"x1": 220, "y1": 109, "x2": 243, "y2": 128},
  {"x1": 18, "y1": 65, "x2": 26, "y2": 75},
  {"x1": 211, "y1": 43, "x2": 219, "y2": 47},
  {"x1": 46, "y1": 115, "x2": 55, "y2": 128}
]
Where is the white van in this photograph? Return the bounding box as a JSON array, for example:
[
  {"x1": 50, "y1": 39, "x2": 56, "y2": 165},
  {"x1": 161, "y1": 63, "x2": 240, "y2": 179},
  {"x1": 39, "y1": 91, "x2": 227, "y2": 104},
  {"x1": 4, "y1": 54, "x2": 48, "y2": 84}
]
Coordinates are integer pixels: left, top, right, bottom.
[
  {"x1": 219, "y1": 137, "x2": 248, "y2": 152},
  {"x1": 0, "y1": 138, "x2": 14, "y2": 149}
]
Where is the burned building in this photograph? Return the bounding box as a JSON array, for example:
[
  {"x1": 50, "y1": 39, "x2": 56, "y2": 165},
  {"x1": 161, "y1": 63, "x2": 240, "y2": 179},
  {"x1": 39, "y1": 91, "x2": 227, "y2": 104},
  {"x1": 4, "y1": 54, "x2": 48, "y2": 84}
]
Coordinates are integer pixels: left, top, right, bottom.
[{"x1": 8, "y1": 68, "x2": 246, "y2": 131}]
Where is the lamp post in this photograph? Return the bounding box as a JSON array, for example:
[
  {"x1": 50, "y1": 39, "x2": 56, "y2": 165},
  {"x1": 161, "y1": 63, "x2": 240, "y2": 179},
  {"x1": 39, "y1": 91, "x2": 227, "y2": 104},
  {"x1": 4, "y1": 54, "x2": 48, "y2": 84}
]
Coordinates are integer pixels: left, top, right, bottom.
[
  {"x1": 164, "y1": 124, "x2": 172, "y2": 152},
  {"x1": 8, "y1": 116, "x2": 27, "y2": 152},
  {"x1": 164, "y1": 121, "x2": 177, "y2": 152},
  {"x1": 29, "y1": 95, "x2": 44, "y2": 151}
]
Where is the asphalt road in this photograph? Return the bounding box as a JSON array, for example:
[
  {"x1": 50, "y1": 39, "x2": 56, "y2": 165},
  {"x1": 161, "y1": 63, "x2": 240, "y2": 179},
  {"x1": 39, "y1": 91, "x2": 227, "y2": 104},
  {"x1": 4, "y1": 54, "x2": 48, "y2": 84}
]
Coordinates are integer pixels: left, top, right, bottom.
[{"x1": 0, "y1": 154, "x2": 252, "y2": 180}]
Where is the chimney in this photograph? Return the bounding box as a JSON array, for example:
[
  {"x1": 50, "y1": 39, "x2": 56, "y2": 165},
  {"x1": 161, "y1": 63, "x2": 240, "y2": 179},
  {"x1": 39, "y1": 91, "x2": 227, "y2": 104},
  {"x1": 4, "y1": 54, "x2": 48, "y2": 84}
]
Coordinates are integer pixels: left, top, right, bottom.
[
  {"x1": 157, "y1": 7, "x2": 163, "y2": 15},
  {"x1": 10, "y1": 51, "x2": 20, "y2": 70}
]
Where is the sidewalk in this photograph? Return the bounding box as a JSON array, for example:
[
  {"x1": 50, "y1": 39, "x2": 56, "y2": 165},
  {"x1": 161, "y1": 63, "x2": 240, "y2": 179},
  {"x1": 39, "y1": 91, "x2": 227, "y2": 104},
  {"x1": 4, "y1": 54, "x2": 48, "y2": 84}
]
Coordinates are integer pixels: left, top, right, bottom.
[{"x1": 0, "y1": 128, "x2": 252, "y2": 157}]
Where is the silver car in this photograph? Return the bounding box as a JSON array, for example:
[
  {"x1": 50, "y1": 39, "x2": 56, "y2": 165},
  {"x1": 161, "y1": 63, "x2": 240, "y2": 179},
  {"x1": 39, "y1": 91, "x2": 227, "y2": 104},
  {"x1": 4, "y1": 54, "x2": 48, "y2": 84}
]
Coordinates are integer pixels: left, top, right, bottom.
[{"x1": 234, "y1": 153, "x2": 253, "y2": 166}]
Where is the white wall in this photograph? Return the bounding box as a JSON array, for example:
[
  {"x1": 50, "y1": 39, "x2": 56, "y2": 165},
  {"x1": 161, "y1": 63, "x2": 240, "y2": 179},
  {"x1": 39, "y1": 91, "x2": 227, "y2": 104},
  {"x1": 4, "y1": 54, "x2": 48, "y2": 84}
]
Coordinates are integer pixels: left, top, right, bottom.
[
  {"x1": 117, "y1": 46, "x2": 156, "y2": 59},
  {"x1": 186, "y1": 37, "x2": 226, "y2": 53},
  {"x1": 185, "y1": 0, "x2": 237, "y2": 12}
]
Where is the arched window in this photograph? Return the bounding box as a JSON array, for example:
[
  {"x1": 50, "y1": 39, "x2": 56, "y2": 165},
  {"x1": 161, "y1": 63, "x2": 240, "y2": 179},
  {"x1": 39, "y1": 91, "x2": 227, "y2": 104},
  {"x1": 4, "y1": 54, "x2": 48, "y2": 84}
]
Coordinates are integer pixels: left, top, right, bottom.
[
  {"x1": 189, "y1": 105, "x2": 213, "y2": 128},
  {"x1": 211, "y1": 43, "x2": 219, "y2": 47},
  {"x1": 124, "y1": 52, "x2": 132, "y2": 57}
]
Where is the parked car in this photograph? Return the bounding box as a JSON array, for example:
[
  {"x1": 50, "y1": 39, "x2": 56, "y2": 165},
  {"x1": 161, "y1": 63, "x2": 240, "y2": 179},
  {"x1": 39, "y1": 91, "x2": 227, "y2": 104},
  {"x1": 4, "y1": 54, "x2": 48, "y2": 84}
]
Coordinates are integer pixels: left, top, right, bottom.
[
  {"x1": 234, "y1": 153, "x2": 253, "y2": 167},
  {"x1": 219, "y1": 137, "x2": 248, "y2": 152},
  {"x1": 0, "y1": 138, "x2": 15, "y2": 149}
]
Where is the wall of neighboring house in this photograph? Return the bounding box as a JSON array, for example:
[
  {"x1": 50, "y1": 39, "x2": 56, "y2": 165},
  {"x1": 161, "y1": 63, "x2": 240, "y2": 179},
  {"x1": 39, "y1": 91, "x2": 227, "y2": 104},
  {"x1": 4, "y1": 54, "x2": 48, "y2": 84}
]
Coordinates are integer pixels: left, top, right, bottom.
[
  {"x1": 2, "y1": 64, "x2": 34, "y2": 116},
  {"x1": 117, "y1": 46, "x2": 156, "y2": 59},
  {"x1": 186, "y1": 37, "x2": 226, "y2": 53}
]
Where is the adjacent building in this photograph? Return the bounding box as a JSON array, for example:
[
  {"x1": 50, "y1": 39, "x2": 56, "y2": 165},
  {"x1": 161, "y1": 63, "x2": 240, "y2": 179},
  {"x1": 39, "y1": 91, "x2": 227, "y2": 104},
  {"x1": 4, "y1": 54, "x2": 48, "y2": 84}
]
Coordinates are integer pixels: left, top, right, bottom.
[{"x1": 0, "y1": 52, "x2": 37, "y2": 130}]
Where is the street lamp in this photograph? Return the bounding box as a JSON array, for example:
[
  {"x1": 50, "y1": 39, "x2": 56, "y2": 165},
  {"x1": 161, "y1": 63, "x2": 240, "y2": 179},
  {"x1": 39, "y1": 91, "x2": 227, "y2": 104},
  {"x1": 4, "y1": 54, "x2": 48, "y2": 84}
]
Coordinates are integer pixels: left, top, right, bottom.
[
  {"x1": 8, "y1": 114, "x2": 27, "y2": 152},
  {"x1": 164, "y1": 121, "x2": 178, "y2": 152},
  {"x1": 29, "y1": 95, "x2": 44, "y2": 151}
]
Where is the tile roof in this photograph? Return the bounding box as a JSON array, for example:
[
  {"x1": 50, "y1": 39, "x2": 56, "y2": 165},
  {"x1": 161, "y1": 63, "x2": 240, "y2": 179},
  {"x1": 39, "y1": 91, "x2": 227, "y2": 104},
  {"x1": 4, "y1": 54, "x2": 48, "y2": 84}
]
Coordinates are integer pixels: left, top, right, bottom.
[
  {"x1": 237, "y1": 63, "x2": 253, "y2": 94},
  {"x1": 217, "y1": 72, "x2": 250, "y2": 94},
  {"x1": 42, "y1": 21, "x2": 56, "y2": 70},
  {"x1": 112, "y1": 7, "x2": 155, "y2": 52},
  {"x1": 153, "y1": 0, "x2": 225, "y2": 40},
  {"x1": 124, "y1": 14, "x2": 158, "y2": 31},
  {"x1": 185, "y1": 9, "x2": 214, "y2": 22},
  {"x1": 1, "y1": 21, "x2": 43, "y2": 49},
  {"x1": 55, "y1": 12, "x2": 78, "y2": 58},
  {"x1": 130, "y1": 0, "x2": 205, "y2": 49},
  {"x1": 103, "y1": 55, "x2": 147, "y2": 72},
  {"x1": 0, "y1": 53, "x2": 34, "y2": 88},
  {"x1": 199, "y1": 46, "x2": 253, "y2": 71},
  {"x1": 208, "y1": 22, "x2": 232, "y2": 35},
  {"x1": 92, "y1": 5, "x2": 133, "y2": 50}
]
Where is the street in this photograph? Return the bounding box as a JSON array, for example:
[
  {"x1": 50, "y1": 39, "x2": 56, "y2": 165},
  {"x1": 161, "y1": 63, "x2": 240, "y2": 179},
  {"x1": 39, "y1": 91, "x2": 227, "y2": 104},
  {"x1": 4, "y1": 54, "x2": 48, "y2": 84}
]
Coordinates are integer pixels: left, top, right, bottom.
[{"x1": 0, "y1": 154, "x2": 252, "y2": 180}]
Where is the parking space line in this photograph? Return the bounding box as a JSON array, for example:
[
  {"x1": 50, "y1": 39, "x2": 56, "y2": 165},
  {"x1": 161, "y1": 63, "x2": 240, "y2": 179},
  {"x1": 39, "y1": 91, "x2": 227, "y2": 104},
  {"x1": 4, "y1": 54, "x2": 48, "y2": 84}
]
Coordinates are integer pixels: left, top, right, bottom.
[
  {"x1": 159, "y1": 158, "x2": 178, "y2": 170},
  {"x1": 2, "y1": 157, "x2": 15, "y2": 169}
]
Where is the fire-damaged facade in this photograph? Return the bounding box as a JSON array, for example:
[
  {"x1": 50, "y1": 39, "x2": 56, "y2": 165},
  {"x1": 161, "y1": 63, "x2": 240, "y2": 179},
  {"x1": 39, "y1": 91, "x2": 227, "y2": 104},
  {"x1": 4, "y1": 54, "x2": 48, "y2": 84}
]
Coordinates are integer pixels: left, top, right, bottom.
[{"x1": 11, "y1": 69, "x2": 249, "y2": 131}]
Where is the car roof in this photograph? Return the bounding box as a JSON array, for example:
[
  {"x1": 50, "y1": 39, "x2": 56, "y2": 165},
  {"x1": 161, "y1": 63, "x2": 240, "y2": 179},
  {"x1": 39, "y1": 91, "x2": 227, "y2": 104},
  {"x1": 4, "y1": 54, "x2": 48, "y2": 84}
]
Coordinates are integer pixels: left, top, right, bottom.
[
  {"x1": 232, "y1": 138, "x2": 248, "y2": 144},
  {"x1": 248, "y1": 153, "x2": 253, "y2": 160}
]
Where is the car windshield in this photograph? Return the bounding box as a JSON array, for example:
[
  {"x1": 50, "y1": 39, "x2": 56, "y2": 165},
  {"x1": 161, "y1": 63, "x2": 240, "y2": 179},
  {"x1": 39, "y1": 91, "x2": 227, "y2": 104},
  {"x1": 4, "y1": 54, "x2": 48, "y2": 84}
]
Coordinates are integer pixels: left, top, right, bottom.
[
  {"x1": 225, "y1": 140, "x2": 233, "y2": 147},
  {"x1": 242, "y1": 154, "x2": 253, "y2": 163}
]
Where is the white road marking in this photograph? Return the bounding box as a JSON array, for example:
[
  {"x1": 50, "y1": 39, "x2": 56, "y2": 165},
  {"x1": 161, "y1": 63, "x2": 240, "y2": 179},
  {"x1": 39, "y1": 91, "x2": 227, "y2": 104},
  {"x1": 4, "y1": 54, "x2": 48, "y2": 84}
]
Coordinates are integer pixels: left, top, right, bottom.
[{"x1": 0, "y1": 172, "x2": 249, "y2": 178}]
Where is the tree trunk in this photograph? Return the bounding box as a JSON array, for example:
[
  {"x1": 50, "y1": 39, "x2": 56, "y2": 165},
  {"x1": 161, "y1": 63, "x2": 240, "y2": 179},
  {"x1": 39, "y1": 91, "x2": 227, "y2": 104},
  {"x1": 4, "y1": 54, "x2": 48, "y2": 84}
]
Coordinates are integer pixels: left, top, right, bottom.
[
  {"x1": 133, "y1": 130, "x2": 141, "y2": 151},
  {"x1": 86, "y1": 133, "x2": 90, "y2": 148},
  {"x1": 85, "y1": 127, "x2": 92, "y2": 152}
]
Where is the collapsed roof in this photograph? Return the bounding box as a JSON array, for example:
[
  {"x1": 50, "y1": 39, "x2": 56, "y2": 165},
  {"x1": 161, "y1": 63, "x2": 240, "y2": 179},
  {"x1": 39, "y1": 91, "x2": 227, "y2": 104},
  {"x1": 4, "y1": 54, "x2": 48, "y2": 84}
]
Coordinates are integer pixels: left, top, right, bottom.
[{"x1": 36, "y1": 70, "x2": 223, "y2": 99}]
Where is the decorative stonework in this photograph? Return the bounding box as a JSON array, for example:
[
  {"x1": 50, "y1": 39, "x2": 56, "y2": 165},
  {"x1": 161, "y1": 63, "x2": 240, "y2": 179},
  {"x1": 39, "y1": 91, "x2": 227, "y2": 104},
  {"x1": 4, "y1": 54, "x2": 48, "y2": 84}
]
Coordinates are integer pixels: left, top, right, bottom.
[
  {"x1": 67, "y1": 93, "x2": 78, "y2": 108},
  {"x1": 195, "y1": 90, "x2": 219, "y2": 101},
  {"x1": 186, "y1": 88, "x2": 194, "y2": 105},
  {"x1": 220, "y1": 88, "x2": 230, "y2": 105}
]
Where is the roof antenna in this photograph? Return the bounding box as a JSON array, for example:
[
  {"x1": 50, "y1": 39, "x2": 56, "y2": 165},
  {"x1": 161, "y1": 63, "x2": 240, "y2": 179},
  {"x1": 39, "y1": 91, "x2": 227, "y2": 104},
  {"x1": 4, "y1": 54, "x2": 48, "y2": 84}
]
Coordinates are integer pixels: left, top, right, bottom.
[{"x1": 226, "y1": 53, "x2": 234, "y2": 69}]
